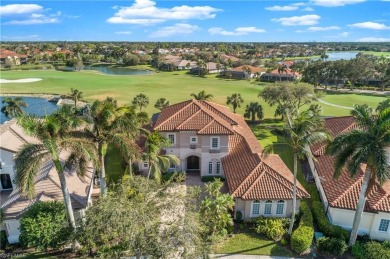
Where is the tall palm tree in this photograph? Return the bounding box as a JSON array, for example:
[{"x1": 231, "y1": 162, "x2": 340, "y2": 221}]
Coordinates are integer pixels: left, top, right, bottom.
[
  {"x1": 1, "y1": 97, "x2": 28, "y2": 118},
  {"x1": 277, "y1": 64, "x2": 288, "y2": 82},
  {"x1": 244, "y1": 102, "x2": 263, "y2": 123},
  {"x1": 67, "y1": 88, "x2": 83, "y2": 112},
  {"x1": 226, "y1": 93, "x2": 244, "y2": 113},
  {"x1": 196, "y1": 59, "x2": 207, "y2": 77},
  {"x1": 90, "y1": 98, "x2": 143, "y2": 196},
  {"x1": 190, "y1": 90, "x2": 213, "y2": 101},
  {"x1": 326, "y1": 104, "x2": 390, "y2": 246},
  {"x1": 14, "y1": 106, "x2": 98, "y2": 229},
  {"x1": 154, "y1": 98, "x2": 170, "y2": 111},
  {"x1": 263, "y1": 110, "x2": 329, "y2": 235},
  {"x1": 132, "y1": 93, "x2": 150, "y2": 112},
  {"x1": 143, "y1": 131, "x2": 179, "y2": 184}
]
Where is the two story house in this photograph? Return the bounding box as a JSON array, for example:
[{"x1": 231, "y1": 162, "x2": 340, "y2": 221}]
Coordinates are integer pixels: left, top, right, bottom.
[
  {"x1": 0, "y1": 119, "x2": 96, "y2": 244},
  {"x1": 142, "y1": 99, "x2": 309, "y2": 220},
  {"x1": 307, "y1": 116, "x2": 390, "y2": 241}
]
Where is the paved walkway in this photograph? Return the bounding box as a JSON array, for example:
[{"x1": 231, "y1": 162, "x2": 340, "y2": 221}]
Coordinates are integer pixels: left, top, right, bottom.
[
  {"x1": 210, "y1": 254, "x2": 296, "y2": 259},
  {"x1": 316, "y1": 98, "x2": 353, "y2": 110}
]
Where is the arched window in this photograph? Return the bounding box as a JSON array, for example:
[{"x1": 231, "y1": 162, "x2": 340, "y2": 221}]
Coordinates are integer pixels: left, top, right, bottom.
[
  {"x1": 264, "y1": 200, "x2": 272, "y2": 215},
  {"x1": 252, "y1": 200, "x2": 261, "y2": 216},
  {"x1": 276, "y1": 200, "x2": 285, "y2": 215}
]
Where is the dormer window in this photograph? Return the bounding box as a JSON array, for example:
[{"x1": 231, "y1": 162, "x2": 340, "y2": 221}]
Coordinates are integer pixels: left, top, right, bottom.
[{"x1": 210, "y1": 137, "x2": 220, "y2": 149}]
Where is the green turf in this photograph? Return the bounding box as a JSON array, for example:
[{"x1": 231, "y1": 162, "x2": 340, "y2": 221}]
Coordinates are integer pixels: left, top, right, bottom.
[
  {"x1": 321, "y1": 92, "x2": 387, "y2": 109},
  {"x1": 211, "y1": 230, "x2": 293, "y2": 256}
]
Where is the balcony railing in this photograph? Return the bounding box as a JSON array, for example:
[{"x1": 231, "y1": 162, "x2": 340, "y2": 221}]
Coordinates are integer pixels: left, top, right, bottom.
[{"x1": 209, "y1": 149, "x2": 220, "y2": 153}]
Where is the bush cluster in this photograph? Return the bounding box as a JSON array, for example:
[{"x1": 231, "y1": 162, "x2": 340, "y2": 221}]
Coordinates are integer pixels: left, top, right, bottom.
[
  {"x1": 0, "y1": 230, "x2": 8, "y2": 250},
  {"x1": 201, "y1": 176, "x2": 225, "y2": 182},
  {"x1": 352, "y1": 241, "x2": 390, "y2": 259},
  {"x1": 317, "y1": 237, "x2": 347, "y2": 256},
  {"x1": 252, "y1": 217, "x2": 289, "y2": 241},
  {"x1": 290, "y1": 201, "x2": 314, "y2": 254},
  {"x1": 311, "y1": 201, "x2": 349, "y2": 241}
]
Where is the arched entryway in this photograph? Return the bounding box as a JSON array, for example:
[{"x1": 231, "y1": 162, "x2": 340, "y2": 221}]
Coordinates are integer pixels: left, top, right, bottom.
[{"x1": 186, "y1": 155, "x2": 200, "y2": 173}]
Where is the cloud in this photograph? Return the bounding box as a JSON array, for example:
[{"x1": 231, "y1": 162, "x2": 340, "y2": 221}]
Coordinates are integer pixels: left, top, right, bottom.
[
  {"x1": 0, "y1": 4, "x2": 43, "y2": 15},
  {"x1": 303, "y1": 7, "x2": 314, "y2": 11},
  {"x1": 339, "y1": 32, "x2": 350, "y2": 37},
  {"x1": 208, "y1": 26, "x2": 266, "y2": 36},
  {"x1": 107, "y1": 0, "x2": 220, "y2": 25},
  {"x1": 265, "y1": 5, "x2": 298, "y2": 11},
  {"x1": 348, "y1": 21, "x2": 390, "y2": 30},
  {"x1": 358, "y1": 37, "x2": 390, "y2": 42},
  {"x1": 1, "y1": 34, "x2": 40, "y2": 41},
  {"x1": 4, "y1": 17, "x2": 59, "y2": 25},
  {"x1": 307, "y1": 26, "x2": 340, "y2": 31},
  {"x1": 310, "y1": 0, "x2": 365, "y2": 7},
  {"x1": 115, "y1": 31, "x2": 132, "y2": 35},
  {"x1": 271, "y1": 14, "x2": 320, "y2": 26},
  {"x1": 150, "y1": 23, "x2": 199, "y2": 37}
]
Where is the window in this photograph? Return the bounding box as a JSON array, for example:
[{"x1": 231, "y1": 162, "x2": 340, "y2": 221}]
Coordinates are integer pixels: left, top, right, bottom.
[
  {"x1": 210, "y1": 137, "x2": 219, "y2": 149},
  {"x1": 208, "y1": 162, "x2": 213, "y2": 174},
  {"x1": 276, "y1": 200, "x2": 285, "y2": 215},
  {"x1": 379, "y1": 219, "x2": 390, "y2": 232},
  {"x1": 168, "y1": 133, "x2": 175, "y2": 145},
  {"x1": 169, "y1": 163, "x2": 176, "y2": 169},
  {"x1": 143, "y1": 161, "x2": 148, "y2": 168},
  {"x1": 216, "y1": 162, "x2": 221, "y2": 174},
  {"x1": 190, "y1": 136, "x2": 198, "y2": 144},
  {"x1": 264, "y1": 200, "x2": 272, "y2": 215},
  {"x1": 252, "y1": 200, "x2": 260, "y2": 216}
]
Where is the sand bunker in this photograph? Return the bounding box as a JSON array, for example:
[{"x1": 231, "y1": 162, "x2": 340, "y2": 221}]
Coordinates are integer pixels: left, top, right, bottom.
[{"x1": 0, "y1": 78, "x2": 42, "y2": 83}]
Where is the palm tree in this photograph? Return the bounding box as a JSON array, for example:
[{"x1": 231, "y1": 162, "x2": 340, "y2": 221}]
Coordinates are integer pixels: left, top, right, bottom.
[
  {"x1": 1, "y1": 97, "x2": 28, "y2": 118},
  {"x1": 277, "y1": 65, "x2": 288, "y2": 82},
  {"x1": 14, "y1": 106, "x2": 98, "y2": 229},
  {"x1": 190, "y1": 90, "x2": 213, "y2": 101},
  {"x1": 244, "y1": 102, "x2": 264, "y2": 123},
  {"x1": 226, "y1": 93, "x2": 244, "y2": 113},
  {"x1": 320, "y1": 52, "x2": 329, "y2": 61},
  {"x1": 90, "y1": 98, "x2": 143, "y2": 196},
  {"x1": 154, "y1": 98, "x2": 170, "y2": 111},
  {"x1": 143, "y1": 131, "x2": 179, "y2": 184},
  {"x1": 132, "y1": 93, "x2": 149, "y2": 112},
  {"x1": 326, "y1": 104, "x2": 390, "y2": 246},
  {"x1": 263, "y1": 110, "x2": 329, "y2": 235},
  {"x1": 67, "y1": 88, "x2": 83, "y2": 112},
  {"x1": 196, "y1": 59, "x2": 207, "y2": 77}
]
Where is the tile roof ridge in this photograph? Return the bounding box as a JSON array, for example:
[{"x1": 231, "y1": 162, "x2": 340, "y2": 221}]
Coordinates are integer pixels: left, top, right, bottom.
[
  {"x1": 198, "y1": 118, "x2": 234, "y2": 135},
  {"x1": 202, "y1": 101, "x2": 239, "y2": 125},
  {"x1": 330, "y1": 174, "x2": 363, "y2": 206},
  {"x1": 370, "y1": 187, "x2": 390, "y2": 210},
  {"x1": 232, "y1": 163, "x2": 262, "y2": 196},
  {"x1": 239, "y1": 165, "x2": 266, "y2": 197},
  {"x1": 176, "y1": 109, "x2": 208, "y2": 129},
  {"x1": 154, "y1": 100, "x2": 194, "y2": 129},
  {"x1": 195, "y1": 102, "x2": 234, "y2": 132},
  {"x1": 8, "y1": 125, "x2": 29, "y2": 145}
]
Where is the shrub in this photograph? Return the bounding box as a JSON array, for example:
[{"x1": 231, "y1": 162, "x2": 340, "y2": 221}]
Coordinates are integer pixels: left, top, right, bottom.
[
  {"x1": 252, "y1": 217, "x2": 287, "y2": 241},
  {"x1": 364, "y1": 241, "x2": 390, "y2": 259},
  {"x1": 351, "y1": 242, "x2": 366, "y2": 259},
  {"x1": 161, "y1": 171, "x2": 185, "y2": 183},
  {"x1": 0, "y1": 230, "x2": 8, "y2": 250},
  {"x1": 299, "y1": 201, "x2": 313, "y2": 228},
  {"x1": 201, "y1": 176, "x2": 225, "y2": 182},
  {"x1": 19, "y1": 201, "x2": 72, "y2": 251},
  {"x1": 235, "y1": 210, "x2": 243, "y2": 222},
  {"x1": 317, "y1": 237, "x2": 347, "y2": 256},
  {"x1": 291, "y1": 226, "x2": 314, "y2": 254},
  {"x1": 311, "y1": 201, "x2": 349, "y2": 241}
]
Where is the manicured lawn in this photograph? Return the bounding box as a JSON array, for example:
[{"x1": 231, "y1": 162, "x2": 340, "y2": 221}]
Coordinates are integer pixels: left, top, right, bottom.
[
  {"x1": 321, "y1": 92, "x2": 387, "y2": 109},
  {"x1": 211, "y1": 230, "x2": 293, "y2": 256}
]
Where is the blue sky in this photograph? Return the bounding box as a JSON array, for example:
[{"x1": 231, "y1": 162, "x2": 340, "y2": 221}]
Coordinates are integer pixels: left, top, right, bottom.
[{"x1": 1, "y1": 0, "x2": 389, "y2": 42}]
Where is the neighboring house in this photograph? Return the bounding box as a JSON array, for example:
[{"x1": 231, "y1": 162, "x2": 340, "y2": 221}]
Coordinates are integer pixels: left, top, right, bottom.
[
  {"x1": 260, "y1": 68, "x2": 301, "y2": 82},
  {"x1": 0, "y1": 49, "x2": 27, "y2": 66},
  {"x1": 189, "y1": 62, "x2": 223, "y2": 74},
  {"x1": 222, "y1": 65, "x2": 266, "y2": 79},
  {"x1": 141, "y1": 99, "x2": 309, "y2": 220},
  {"x1": 307, "y1": 116, "x2": 390, "y2": 241},
  {"x1": 0, "y1": 119, "x2": 97, "y2": 244},
  {"x1": 176, "y1": 60, "x2": 197, "y2": 70}
]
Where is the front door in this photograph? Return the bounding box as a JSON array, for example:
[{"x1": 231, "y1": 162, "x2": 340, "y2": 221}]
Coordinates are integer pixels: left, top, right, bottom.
[
  {"x1": 0, "y1": 174, "x2": 13, "y2": 190},
  {"x1": 186, "y1": 156, "x2": 200, "y2": 172}
]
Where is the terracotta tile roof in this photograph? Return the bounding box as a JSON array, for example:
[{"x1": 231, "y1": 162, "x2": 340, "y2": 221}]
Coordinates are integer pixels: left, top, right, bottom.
[
  {"x1": 312, "y1": 116, "x2": 390, "y2": 213},
  {"x1": 154, "y1": 100, "x2": 309, "y2": 200},
  {"x1": 231, "y1": 65, "x2": 266, "y2": 74},
  {"x1": 0, "y1": 49, "x2": 27, "y2": 59},
  {"x1": 0, "y1": 119, "x2": 94, "y2": 220}
]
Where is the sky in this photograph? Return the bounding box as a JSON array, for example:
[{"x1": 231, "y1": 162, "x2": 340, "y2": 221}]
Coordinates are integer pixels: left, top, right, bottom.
[{"x1": 0, "y1": 0, "x2": 389, "y2": 42}]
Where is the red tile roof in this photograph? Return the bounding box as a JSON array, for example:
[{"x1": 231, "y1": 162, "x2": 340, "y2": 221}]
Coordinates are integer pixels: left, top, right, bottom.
[
  {"x1": 154, "y1": 100, "x2": 310, "y2": 200},
  {"x1": 312, "y1": 116, "x2": 390, "y2": 213}
]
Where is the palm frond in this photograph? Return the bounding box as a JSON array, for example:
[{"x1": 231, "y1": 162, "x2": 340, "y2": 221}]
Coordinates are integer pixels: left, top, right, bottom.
[{"x1": 351, "y1": 104, "x2": 373, "y2": 129}]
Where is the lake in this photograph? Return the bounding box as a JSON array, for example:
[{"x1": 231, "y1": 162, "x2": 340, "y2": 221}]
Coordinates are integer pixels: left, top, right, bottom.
[
  {"x1": 324, "y1": 51, "x2": 360, "y2": 61},
  {"x1": 83, "y1": 65, "x2": 153, "y2": 75},
  {"x1": 0, "y1": 96, "x2": 58, "y2": 124}
]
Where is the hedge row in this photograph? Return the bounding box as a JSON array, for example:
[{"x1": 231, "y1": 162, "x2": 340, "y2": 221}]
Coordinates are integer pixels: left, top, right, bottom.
[
  {"x1": 291, "y1": 201, "x2": 314, "y2": 254},
  {"x1": 352, "y1": 241, "x2": 390, "y2": 259},
  {"x1": 311, "y1": 201, "x2": 349, "y2": 241},
  {"x1": 201, "y1": 176, "x2": 225, "y2": 182},
  {"x1": 317, "y1": 237, "x2": 348, "y2": 256}
]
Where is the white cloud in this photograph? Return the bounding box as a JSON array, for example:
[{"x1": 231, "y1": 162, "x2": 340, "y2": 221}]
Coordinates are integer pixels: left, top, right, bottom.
[
  {"x1": 310, "y1": 0, "x2": 365, "y2": 7},
  {"x1": 358, "y1": 37, "x2": 390, "y2": 42},
  {"x1": 0, "y1": 4, "x2": 43, "y2": 15},
  {"x1": 208, "y1": 26, "x2": 266, "y2": 36},
  {"x1": 150, "y1": 23, "x2": 199, "y2": 37},
  {"x1": 4, "y1": 17, "x2": 59, "y2": 25},
  {"x1": 115, "y1": 31, "x2": 132, "y2": 35},
  {"x1": 107, "y1": 0, "x2": 220, "y2": 25},
  {"x1": 271, "y1": 14, "x2": 320, "y2": 26},
  {"x1": 303, "y1": 7, "x2": 314, "y2": 11},
  {"x1": 307, "y1": 26, "x2": 340, "y2": 31},
  {"x1": 292, "y1": 2, "x2": 307, "y2": 6},
  {"x1": 348, "y1": 21, "x2": 390, "y2": 30},
  {"x1": 339, "y1": 32, "x2": 350, "y2": 37},
  {"x1": 265, "y1": 5, "x2": 298, "y2": 11},
  {"x1": 1, "y1": 34, "x2": 40, "y2": 40}
]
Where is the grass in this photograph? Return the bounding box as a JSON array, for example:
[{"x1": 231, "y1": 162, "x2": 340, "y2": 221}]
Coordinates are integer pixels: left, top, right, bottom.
[
  {"x1": 321, "y1": 91, "x2": 388, "y2": 109},
  {"x1": 211, "y1": 230, "x2": 293, "y2": 256}
]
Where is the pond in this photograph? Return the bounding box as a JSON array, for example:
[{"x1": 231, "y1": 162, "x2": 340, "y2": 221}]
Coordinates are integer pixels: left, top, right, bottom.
[
  {"x1": 0, "y1": 96, "x2": 58, "y2": 124},
  {"x1": 83, "y1": 65, "x2": 153, "y2": 75},
  {"x1": 324, "y1": 51, "x2": 360, "y2": 61}
]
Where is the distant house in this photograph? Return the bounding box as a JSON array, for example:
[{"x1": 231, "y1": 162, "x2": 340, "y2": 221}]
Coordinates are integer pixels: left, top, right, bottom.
[
  {"x1": 177, "y1": 60, "x2": 197, "y2": 70},
  {"x1": 221, "y1": 65, "x2": 266, "y2": 79},
  {"x1": 0, "y1": 49, "x2": 27, "y2": 66},
  {"x1": 0, "y1": 119, "x2": 97, "y2": 244},
  {"x1": 139, "y1": 100, "x2": 310, "y2": 220},
  {"x1": 307, "y1": 116, "x2": 390, "y2": 241},
  {"x1": 260, "y1": 68, "x2": 301, "y2": 82},
  {"x1": 189, "y1": 62, "x2": 223, "y2": 74}
]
